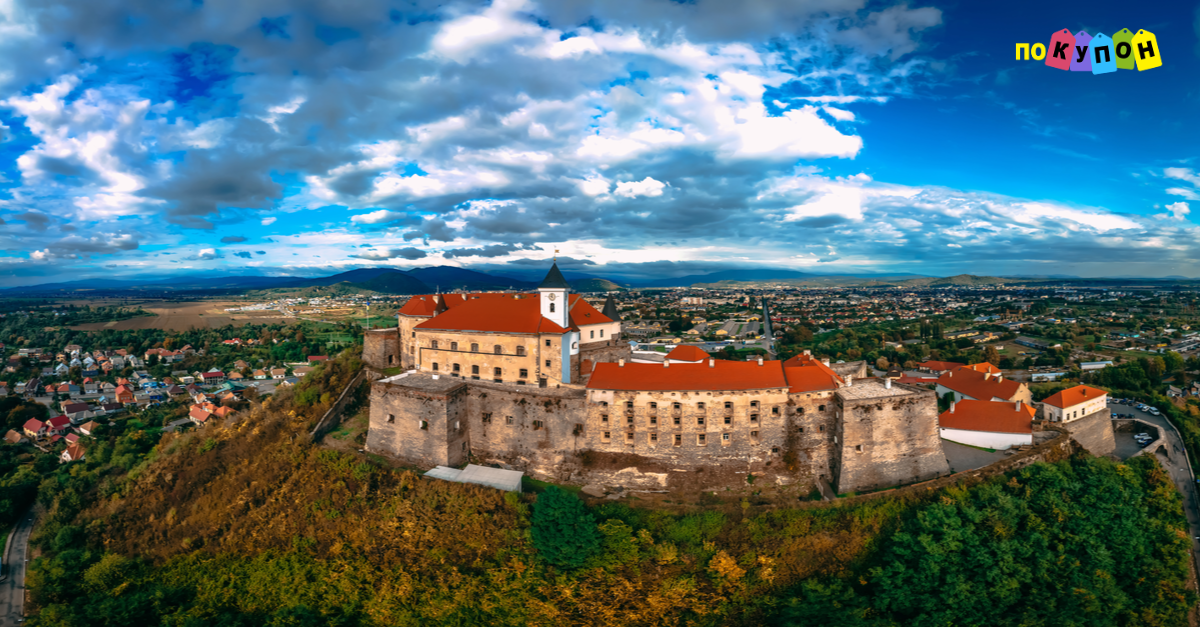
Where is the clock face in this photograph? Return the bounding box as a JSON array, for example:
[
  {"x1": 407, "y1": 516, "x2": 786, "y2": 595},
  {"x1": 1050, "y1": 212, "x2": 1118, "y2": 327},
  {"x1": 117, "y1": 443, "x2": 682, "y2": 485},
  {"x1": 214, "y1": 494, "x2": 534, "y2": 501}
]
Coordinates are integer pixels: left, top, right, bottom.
[{"x1": 547, "y1": 293, "x2": 557, "y2": 301}]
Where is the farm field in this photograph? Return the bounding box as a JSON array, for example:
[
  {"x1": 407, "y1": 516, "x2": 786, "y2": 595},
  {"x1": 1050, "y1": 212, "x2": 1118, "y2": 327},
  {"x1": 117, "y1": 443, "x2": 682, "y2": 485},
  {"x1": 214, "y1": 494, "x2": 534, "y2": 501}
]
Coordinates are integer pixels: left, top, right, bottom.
[{"x1": 68, "y1": 301, "x2": 295, "y2": 332}]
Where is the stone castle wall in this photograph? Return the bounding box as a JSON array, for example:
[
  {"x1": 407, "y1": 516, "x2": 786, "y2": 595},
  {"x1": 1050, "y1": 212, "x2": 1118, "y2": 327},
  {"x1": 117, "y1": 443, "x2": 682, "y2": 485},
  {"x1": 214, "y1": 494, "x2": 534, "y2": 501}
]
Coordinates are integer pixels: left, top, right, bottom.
[
  {"x1": 1060, "y1": 408, "x2": 1116, "y2": 457},
  {"x1": 362, "y1": 329, "x2": 400, "y2": 371},
  {"x1": 834, "y1": 383, "x2": 950, "y2": 494}
]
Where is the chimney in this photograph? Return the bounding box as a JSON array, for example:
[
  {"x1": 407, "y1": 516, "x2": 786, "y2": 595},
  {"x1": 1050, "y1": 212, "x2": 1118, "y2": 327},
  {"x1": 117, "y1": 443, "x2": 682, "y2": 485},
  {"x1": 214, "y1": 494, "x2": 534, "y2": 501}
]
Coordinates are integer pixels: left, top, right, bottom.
[
  {"x1": 804, "y1": 349, "x2": 811, "y2": 356},
  {"x1": 1015, "y1": 401, "x2": 1022, "y2": 412},
  {"x1": 997, "y1": 374, "x2": 1003, "y2": 382},
  {"x1": 984, "y1": 372, "x2": 991, "y2": 380},
  {"x1": 823, "y1": 359, "x2": 830, "y2": 366},
  {"x1": 757, "y1": 357, "x2": 764, "y2": 366},
  {"x1": 950, "y1": 401, "x2": 955, "y2": 413},
  {"x1": 846, "y1": 375, "x2": 853, "y2": 386},
  {"x1": 618, "y1": 359, "x2": 625, "y2": 367},
  {"x1": 885, "y1": 378, "x2": 891, "y2": 389},
  {"x1": 664, "y1": 360, "x2": 670, "y2": 368},
  {"x1": 709, "y1": 359, "x2": 715, "y2": 367}
]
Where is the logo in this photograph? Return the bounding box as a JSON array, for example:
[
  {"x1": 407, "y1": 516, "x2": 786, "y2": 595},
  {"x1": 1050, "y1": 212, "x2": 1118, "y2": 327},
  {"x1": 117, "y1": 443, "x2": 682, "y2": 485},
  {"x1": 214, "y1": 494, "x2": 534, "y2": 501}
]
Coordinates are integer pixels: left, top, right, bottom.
[{"x1": 1016, "y1": 29, "x2": 1161, "y2": 72}]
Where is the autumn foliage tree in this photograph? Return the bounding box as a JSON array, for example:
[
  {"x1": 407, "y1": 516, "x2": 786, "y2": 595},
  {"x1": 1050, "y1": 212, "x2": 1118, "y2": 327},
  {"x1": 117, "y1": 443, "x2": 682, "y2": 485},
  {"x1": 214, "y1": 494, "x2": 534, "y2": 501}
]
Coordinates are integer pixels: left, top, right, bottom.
[{"x1": 531, "y1": 487, "x2": 600, "y2": 569}]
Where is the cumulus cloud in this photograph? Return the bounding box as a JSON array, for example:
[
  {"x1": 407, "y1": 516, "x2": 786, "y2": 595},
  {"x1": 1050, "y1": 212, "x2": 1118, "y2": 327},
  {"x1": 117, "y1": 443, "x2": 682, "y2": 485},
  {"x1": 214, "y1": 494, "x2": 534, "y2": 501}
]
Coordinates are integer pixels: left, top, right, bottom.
[
  {"x1": 29, "y1": 233, "x2": 139, "y2": 260},
  {"x1": 351, "y1": 210, "x2": 407, "y2": 224},
  {"x1": 613, "y1": 177, "x2": 667, "y2": 198},
  {"x1": 190, "y1": 248, "x2": 221, "y2": 260},
  {"x1": 351, "y1": 247, "x2": 427, "y2": 260},
  {"x1": 1157, "y1": 202, "x2": 1191, "y2": 222},
  {"x1": 220, "y1": 235, "x2": 247, "y2": 243},
  {"x1": 234, "y1": 251, "x2": 252, "y2": 258}
]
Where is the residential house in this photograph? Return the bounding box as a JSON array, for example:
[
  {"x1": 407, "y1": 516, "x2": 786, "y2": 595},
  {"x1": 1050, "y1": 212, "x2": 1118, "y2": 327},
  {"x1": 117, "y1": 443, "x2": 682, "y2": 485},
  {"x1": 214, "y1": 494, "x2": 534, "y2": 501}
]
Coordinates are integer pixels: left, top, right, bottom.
[
  {"x1": 46, "y1": 416, "x2": 71, "y2": 436},
  {"x1": 189, "y1": 406, "x2": 212, "y2": 426},
  {"x1": 308, "y1": 355, "x2": 328, "y2": 364},
  {"x1": 270, "y1": 368, "x2": 287, "y2": 380},
  {"x1": 78, "y1": 421, "x2": 100, "y2": 436},
  {"x1": 233, "y1": 359, "x2": 250, "y2": 371},
  {"x1": 61, "y1": 402, "x2": 91, "y2": 423},
  {"x1": 60, "y1": 444, "x2": 86, "y2": 463},
  {"x1": 936, "y1": 368, "x2": 1032, "y2": 404},
  {"x1": 201, "y1": 371, "x2": 225, "y2": 385},
  {"x1": 114, "y1": 385, "x2": 136, "y2": 404},
  {"x1": 4, "y1": 430, "x2": 23, "y2": 445},
  {"x1": 292, "y1": 366, "x2": 314, "y2": 378},
  {"x1": 100, "y1": 382, "x2": 117, "y2": 395},
  {"x1": 83, "y1": 379, "x2": 99, "y2": 394},
  {"x1": 939, "y1": 400, "x2": 1035, "y2": 451},
  {"x1": 1168, "y1": 386, "x2": 1184, "y2": 398},
  {"x1": 1040, "y1": 385, "x2": 1108, "y2": 423},
  {"x1": 64, "y1": 433, "x2": 80, "y2": 445},
  {"x1": 100, "y1": 403, "x2": 123, "y2": 415},
  {"x1": 22, "y1": 419, "x2": 45, "y2": 439},
  {"x1": 253, "y1": 369, "x2": 268, "y2": 380}
]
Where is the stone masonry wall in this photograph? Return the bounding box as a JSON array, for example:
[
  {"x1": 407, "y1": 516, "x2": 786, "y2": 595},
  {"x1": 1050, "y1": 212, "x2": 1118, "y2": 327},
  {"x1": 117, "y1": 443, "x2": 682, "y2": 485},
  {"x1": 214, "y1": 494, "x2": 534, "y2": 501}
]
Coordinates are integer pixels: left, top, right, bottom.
[
  {"x1": 834, "y1": 383, "x2": 949, "y2": 494},
  {"x1": 1061, "y1": 408, "x2": 1116, "y2": 457},
  {"x1": 366, "y1": 376, "x2": 470, "y2": 468},
  {"x1": 362, "y1": 329, "x2": 400, "y2": 371}
]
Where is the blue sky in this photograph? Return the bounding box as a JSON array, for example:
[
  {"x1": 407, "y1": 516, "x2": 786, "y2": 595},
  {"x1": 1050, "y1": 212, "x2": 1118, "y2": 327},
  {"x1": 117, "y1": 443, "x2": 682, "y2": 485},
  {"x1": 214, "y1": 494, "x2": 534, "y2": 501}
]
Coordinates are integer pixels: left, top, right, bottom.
[{"x1": 0, "y1": 0, "x2": 1198, "y2": 286}]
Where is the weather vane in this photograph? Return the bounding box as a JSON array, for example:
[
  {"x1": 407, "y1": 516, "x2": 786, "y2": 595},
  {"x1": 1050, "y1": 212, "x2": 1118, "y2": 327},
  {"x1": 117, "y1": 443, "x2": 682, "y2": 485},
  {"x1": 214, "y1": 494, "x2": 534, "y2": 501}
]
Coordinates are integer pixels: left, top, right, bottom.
[{"x1": 554, "y1": 248, "x2": 559, "y2": 261}]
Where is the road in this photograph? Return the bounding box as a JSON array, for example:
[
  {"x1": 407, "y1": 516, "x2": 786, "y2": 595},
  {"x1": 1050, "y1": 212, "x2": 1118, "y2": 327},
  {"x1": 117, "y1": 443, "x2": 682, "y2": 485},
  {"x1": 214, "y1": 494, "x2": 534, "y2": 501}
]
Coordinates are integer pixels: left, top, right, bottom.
[
  {"x1": 0, "y1": 512, "x2": 35, "y2": 625},
  {"x1": 1109, "y1": 399, "x2": 1200, "y2": 590}
]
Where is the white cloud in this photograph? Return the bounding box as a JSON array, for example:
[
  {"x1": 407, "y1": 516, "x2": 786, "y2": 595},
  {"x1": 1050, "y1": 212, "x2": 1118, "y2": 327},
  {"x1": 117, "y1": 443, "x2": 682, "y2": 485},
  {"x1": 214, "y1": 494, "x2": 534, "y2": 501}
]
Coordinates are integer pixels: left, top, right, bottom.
[
  {"x1": 1157, "y1": 201, "x2": 1191, "y2": 222},
  {"x1": 351, "y1": 210, "x2": 407, "y2": 224},
  {"x1": 613, "y1": 177, "x2": 667, "y2": 198},
  {"x1": 822, "y1": 106, "x2": 856, "y2": 122},
  {"x1": 261, "y1": 217, "x2": 277, "y2": 226}
]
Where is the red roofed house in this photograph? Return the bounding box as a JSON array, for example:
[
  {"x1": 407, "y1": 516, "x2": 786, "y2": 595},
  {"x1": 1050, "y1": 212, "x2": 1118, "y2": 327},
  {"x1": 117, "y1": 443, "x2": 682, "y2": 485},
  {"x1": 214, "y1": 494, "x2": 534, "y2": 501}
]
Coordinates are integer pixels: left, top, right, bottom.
[
  {"x1": 46, "y1": 415, "x2": 71, "y2": 436},
  {"x1": 394, "y1": 262, "x2": 623, "y2": 386},
  {"x1": 962, "y1": 362, "x2": 1002, "y2": 375},
  {"x1": 201, "y1": 371, "x2": 225, "y2": 384},
  {"x1": 22, "y1": 419, "x2": 46, "y2": 439},
  {"x1": 114, "y1": 384, "x2": 136, "y2": 404},
  {"x1": 189, "y1": 406, "x2": 213, "y2": 426},
  {"x1": 61, "y1": 443, "x2": 85, "y2": 463},
  {"x1": 308, "y1": 355, "x2": 328, "y2": 363},
  {"x1": 1040, "y1": 385, "x2": 1108, "y2": 423},
  {"x1": 936, "y1": 368, "x2": 1031, "y2": 405},
  {"x1": 939, "y1": 400, "x2": 1035, "y2": 450},
  {"x1": 78, "y1": 421, "x2": 100, "y2": 436}
]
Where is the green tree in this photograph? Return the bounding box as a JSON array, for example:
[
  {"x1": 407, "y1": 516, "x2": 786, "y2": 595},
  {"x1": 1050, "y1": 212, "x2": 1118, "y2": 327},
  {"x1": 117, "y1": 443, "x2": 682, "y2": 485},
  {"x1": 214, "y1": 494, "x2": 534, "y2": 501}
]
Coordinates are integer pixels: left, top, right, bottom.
[{"x1": 530, "y1": 487, "x2": 600, "y2": 569}]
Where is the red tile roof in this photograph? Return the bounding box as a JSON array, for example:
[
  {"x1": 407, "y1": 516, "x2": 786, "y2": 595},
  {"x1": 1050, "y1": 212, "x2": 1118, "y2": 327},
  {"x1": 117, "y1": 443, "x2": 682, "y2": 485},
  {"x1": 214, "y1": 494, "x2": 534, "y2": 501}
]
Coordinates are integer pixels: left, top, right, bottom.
[
  {"x1": 1041, "y1": 385, "x2": 1107, "y2": 409},
  {"x1": 189, "y1": 407, "x2": 212, "y2": 423},
  {"x1": 63, "y1": 443, "x2": 85, "y2": 461},
  {"x1": 780, "y1": 353, "x2": 845, "y2": 393},
  {"x1": 587, "y1": 360, "x2": 788, "y2": 392},
  {"x1": 47, "y1": 416, "x2": 70, "y2": 429},
  {"x1": 415, "y1": 294, "x2": 566, "y2": 335},
  {"x1": 940, "y1": 400, "x2": 1034, "y2": 434},
  {"x1": 666, "y1": 345, "x2": 709, "y2": 362},
  {"x1": 22, "y1": 419, "x2": 43, "y2": 433},
  {"x1": 963, "y1": 363, "x2": 1002, "y2": 375},
  {"x1": 937, "y1": 368, "x2": 1024, "y2": 401}
]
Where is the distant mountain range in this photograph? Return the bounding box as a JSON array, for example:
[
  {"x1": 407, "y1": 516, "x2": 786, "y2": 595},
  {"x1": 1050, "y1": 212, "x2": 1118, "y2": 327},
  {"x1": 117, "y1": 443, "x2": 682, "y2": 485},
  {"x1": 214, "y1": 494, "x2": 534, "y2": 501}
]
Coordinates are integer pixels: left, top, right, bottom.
[{"x1": 6, "y1": 265, "x2": 1200, "y2": 295}]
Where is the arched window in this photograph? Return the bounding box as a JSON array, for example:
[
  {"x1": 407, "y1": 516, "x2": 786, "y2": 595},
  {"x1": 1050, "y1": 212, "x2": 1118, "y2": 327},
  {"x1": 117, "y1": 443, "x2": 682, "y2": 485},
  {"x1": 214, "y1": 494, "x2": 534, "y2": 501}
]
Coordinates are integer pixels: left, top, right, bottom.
[
  {"x1": 516, "y1": 346, "x2": 526, "y2": 356},
  {"x1": 494, "y1": 345, "x2": 502, "y2": 354},
  {"x1": 471, "y1": 343, "x2": 479, "y2": 352},
  {"x1": 549, "y1": 303, "x2": 555, "y2": 312}
]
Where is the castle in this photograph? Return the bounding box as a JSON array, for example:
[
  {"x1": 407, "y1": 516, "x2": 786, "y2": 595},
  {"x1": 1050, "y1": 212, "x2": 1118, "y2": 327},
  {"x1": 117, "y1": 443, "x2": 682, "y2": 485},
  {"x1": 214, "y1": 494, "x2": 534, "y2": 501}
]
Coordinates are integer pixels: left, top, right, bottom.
[{"x1": 363, "y1": 263, "x2": 950, "y2": 493}]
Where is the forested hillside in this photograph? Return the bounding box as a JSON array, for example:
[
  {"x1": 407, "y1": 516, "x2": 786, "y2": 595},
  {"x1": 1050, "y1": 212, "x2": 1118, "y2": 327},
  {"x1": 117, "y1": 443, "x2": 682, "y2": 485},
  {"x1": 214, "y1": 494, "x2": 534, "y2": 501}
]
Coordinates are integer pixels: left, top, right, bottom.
[{"x1": 21, "y1": 351, "x2": 1197, "y2": 626}]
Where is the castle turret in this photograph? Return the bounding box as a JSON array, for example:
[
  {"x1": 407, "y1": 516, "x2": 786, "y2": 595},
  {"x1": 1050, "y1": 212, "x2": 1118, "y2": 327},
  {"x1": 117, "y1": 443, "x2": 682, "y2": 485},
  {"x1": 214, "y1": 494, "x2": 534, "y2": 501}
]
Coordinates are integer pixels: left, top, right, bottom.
[
  {"x1": 601, "y1": 294, "x2": 620, "y2": 321},
  {"x1": 538, "y1": 262, "x2": 571, "y2": 329}
]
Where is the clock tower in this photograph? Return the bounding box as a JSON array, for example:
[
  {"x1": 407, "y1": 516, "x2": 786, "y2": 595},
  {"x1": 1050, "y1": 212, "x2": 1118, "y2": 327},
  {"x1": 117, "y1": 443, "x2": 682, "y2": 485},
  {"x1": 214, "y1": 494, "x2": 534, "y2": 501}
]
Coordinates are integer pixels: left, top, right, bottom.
[{"x1": 538, "y1": 261, "x2": 571, "y2": 329}]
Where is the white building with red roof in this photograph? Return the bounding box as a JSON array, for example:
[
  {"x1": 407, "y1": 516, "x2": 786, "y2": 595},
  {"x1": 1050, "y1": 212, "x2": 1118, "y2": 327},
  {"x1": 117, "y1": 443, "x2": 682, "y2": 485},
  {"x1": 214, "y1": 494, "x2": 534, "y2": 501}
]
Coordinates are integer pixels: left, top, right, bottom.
[
  {"x1": 939, "y1": 400, "x2": 1035, "y2": 450},
  {"x1": 394, "y1": 262, "x2": 624, "y2": 386},
  {"x1": 1040, "y1": 385, "x2": 1107, "y2": 423}
]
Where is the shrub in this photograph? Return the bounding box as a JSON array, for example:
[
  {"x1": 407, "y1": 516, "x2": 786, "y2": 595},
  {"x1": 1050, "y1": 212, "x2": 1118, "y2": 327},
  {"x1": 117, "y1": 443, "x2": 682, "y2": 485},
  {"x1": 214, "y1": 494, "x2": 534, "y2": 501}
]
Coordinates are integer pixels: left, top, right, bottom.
[{"x1": 530, "y1": 487, "x2": 600, "y2": 569}]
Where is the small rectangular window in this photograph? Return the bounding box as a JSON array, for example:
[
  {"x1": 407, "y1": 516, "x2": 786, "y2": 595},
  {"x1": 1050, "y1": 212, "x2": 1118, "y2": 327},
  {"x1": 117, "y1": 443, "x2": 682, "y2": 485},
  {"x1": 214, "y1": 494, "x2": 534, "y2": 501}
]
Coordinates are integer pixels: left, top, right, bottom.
[
  {"x1": 650, "y1": 415, "x2": 658, "y2": 425},
  {"x1": 601, "y1": 414, "x2": 609, "y2": 423},
  {"x1": 482, "y1": 413, "x2": 492, "y2": 423},
  {"x1": 724, "y1": 415, "x2": 731, "y2": 425},
  {"x1": 626, "y1": 401, "x2": 634, "y2": 409},
  {"x1": 649, "y1": 433, "x2": 657, "y2": 443},
  {"x1": 546, "y1": 340, "x2": 551, "y2": 347},
  {"x1": 724, "y1": 402, "x2": 732, "y2": 409},
  {"x1": 387, "y1": 414, "x2": 395, "y2": 424},
  {"x1": 722, "y1": 433, "x2": 730, "y2": 444},
  {"x1": 855, "y1": 444, "x2": 863, "y2": 452},
  {"x1": 626, "y1": 432, "x2": 633, "y2": 441},
  {"x1": 590, "y1": 330, "x2": 595, "y2": 339},
  {"x1": 519, "y1": 368, "x2": 528, "y2": 378},
  {"x1": 545, "y1": 360, "x2": 551, "y2": 368},
  {"x1": 600, "y1": 329, "x2": 604, "y2": 337},
  {"x1": 673, "y1": 434, "x2": 682, "y2": 447},
  {"x1": 819, "y1": 425, "x2": 824, "y2": 432},
  {"x1": 533, "y1": 420, "x2": 544, "y2": 430},
  {"x1": 697, "y1": 434, "x2": 706, "y2": 445},
  {"x1": 697, "y1": 415, "x2": 705, "y2": 425},
  {"x1": 626, "y1": 415, "x2": 633, "y2": 425},
  {"x1": 750, "y1": 401, "x2": 759, "y2": 409},
  {"x1": 432, "y1": 363, "x2": 439, "y2": 371},
  {"x1": 650, "y1": 402, "x2": 657, "y2": 409},
  {"x1": 506, "y1": 416, "x2": 514, "y2": 425},
  {"x1": 673, "y1": 402, "x2": 681, "y2": 410},
  {"x1": 419, "y1": 420, "x2": 428, "y2": 430},
  {"x1": 751, "y1": 414, "x2": 759, "y2": 423},
  {"x1": 603, "y1": 431, "x2": 611, "y2": 441},
  {"x1": 697, "y1": 402, "x2": 705, "y2": 410}
]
